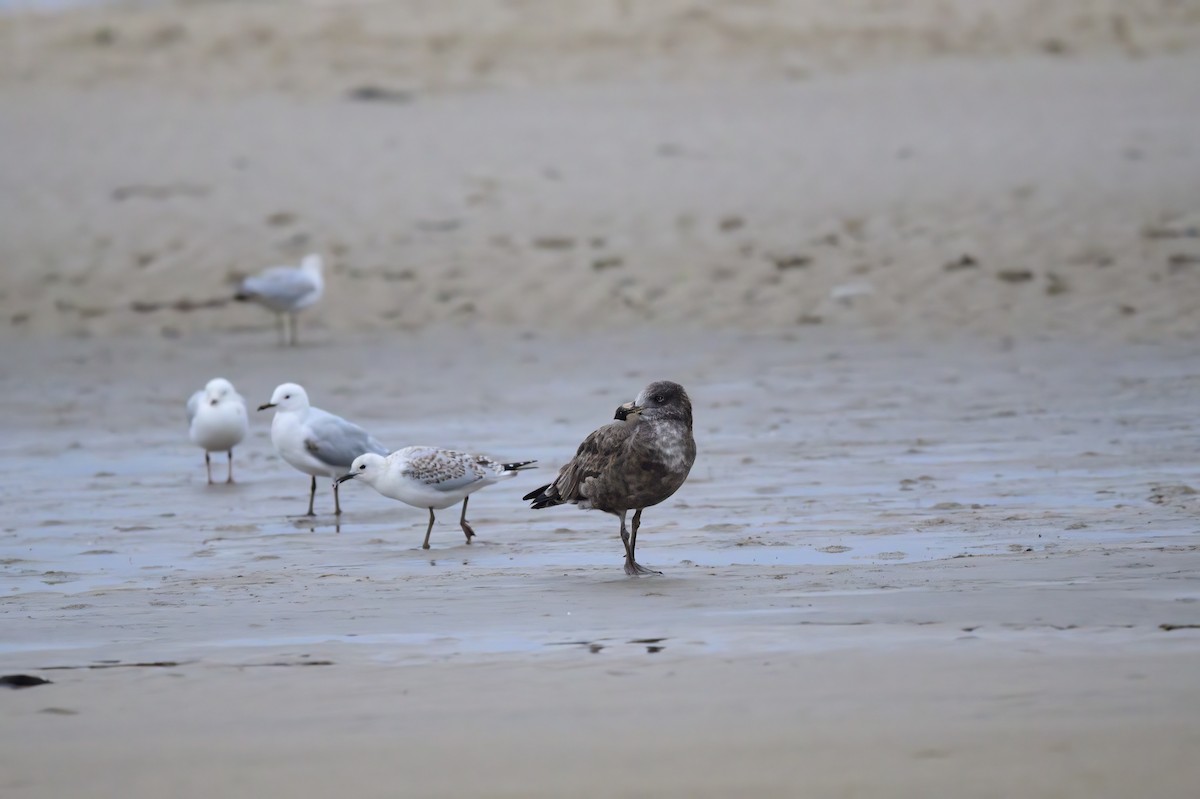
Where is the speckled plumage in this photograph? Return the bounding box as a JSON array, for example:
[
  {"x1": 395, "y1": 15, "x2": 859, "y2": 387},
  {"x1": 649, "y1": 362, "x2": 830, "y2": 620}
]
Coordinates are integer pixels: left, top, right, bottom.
[
  {"x1": 338, "y1": 447, "x2": 537, "y2": 549},
  {"x1": 525, "y1": 380, "x2": 696, "y2": 575},
  {"x1": 401, "y1": 447, "x2": 527, "y2": 491}
]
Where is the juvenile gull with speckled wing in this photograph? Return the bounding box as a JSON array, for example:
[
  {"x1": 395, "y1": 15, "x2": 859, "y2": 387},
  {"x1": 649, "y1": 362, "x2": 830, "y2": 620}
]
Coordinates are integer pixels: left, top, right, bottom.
[
  {"x1": 337, "y1": 447, "x2": 537, "y2": 549},
  {"x1": 524, "y1": 381, "x2": 696, "y2": 575}
]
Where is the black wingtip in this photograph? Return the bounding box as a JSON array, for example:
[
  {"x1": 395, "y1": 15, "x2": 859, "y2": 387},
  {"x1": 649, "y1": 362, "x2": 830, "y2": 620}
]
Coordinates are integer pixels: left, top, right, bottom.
[
  {"x1": 233, "y1": 292, "x2": 250, "y2": 302},
  {"x1": 523, "y1": 483, "x2": 551, "y2": 502},
  {"x1": 524, "y1": 483, "x2": 565, "y2": 509}
]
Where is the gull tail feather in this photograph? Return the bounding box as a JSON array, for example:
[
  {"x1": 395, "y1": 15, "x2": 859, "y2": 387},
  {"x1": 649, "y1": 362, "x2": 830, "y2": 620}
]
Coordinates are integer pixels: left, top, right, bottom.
[{"x1": 524, "y1": 483, "x2": 563, "y2": 509}]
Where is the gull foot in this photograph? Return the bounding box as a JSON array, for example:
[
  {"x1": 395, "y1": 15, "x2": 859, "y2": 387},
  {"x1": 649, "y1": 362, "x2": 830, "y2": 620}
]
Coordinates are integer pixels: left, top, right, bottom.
[{"x1": 624, "y1": 559, "x2": 662, "y2": 577}]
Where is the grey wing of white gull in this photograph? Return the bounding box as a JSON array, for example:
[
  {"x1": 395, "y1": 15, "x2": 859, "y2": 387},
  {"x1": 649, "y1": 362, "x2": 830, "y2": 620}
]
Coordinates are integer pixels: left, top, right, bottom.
[
  {"x1": 238, "y1": 267, "x2": 317, "y2": 310},
  {"x1": 303, "y1": 409, "x2": 388, "y2": 470},
  {"x1": 186, "y1": 389, "x2": 203, "y2": 426},
  {"x1": 401, "y1": 447, "x2": 489, "y2": 493}
]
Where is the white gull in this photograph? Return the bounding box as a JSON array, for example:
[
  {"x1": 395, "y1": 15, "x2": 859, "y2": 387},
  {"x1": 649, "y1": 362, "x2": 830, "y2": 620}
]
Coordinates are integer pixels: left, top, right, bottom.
[
  {"x1": 234, "y1": 253, "x2": 324, "y2": 346},
  {"x1": 257, "y1": 382, "x2": 387, "y2": 516},
  {"x1": 186, "y1": 377, "x2": 249, "y2": 484}
]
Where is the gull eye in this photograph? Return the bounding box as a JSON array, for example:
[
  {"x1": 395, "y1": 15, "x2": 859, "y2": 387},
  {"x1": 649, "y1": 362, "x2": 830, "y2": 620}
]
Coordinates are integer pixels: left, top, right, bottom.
[
  {"x1": 284, "y1": 394, "x2": 291, "y2": 399},
  {"x1": 359, "y1": 464, "x2": 366, "y2": 470},
  {"x1": 653, "y1": 394, "x2": 665, "y2": 404}
]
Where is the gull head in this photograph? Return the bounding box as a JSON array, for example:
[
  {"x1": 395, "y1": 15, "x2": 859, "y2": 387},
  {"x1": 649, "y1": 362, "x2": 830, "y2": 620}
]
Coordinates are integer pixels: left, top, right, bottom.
[
  {"x1": 258, "y1": 382, "x2": 310, "y2": 412},
  {"x1": 300, "y1": 254, "x2": 323, "y2": 276},
  {"x1": 635, "y1": 381, "x2": 692, "y2": 425},
  {"x1": 204, "y1": 377, "x2": 237, "y2": 407},
  {"x1": 614, "y1": 400, "x2": 643, "y2": 422},
  {"x1": 336, "y1": 452, "x2": 388, "y2": 487}
]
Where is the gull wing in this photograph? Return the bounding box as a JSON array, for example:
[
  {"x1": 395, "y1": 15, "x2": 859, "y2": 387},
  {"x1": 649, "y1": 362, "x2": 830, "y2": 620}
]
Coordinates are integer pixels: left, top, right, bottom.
[
  {"x1": 399, "y1": 447, "x2": 489, "y2": 493},
  {"x1": 528, "y1": 421, "x2": 633, "y2": 506},
  {"x1": 239, "y1": 266, "x2": 318, "y2": 307},
  {"x1": 303, "y1": 410, "x2": 388, "y2": 470},
  {"x1": 186, "y1": 389, "x2": 204, "y2": 426}
]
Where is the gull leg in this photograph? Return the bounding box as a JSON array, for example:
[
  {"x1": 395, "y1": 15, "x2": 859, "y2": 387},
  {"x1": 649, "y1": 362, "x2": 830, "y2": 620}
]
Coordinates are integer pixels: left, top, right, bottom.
[
  {"x1": 623, "y1": 508, "x2": 660, "y2": 576},
  {"x1": 226, "y1": 450, "x2": 234, "y2": 484},
  {"x1": 458, "y1": 494, "x2": 472, "y2": 544},
  {"x1": 306, "y1": 475, "x2": 317, "y2": 516},
  {"x1": 333, "y1": 477, "x2": 343, "y2": 516},
  {"x1": 289, "y1": 313, "x2": 299, "y2": 347},
  {"x1": 618, "y1": 510, "x2": 633, "y2": 566},
  {"x1": 630, "y1": 508, "x2": 642, "y2": 555},
  {"x1": 456, "y1": 499, "x2": 475, "y2": 542},
  {"x1": 275, "y1": 313, "x2": 286, "y2": 346},
  {"x1": 423, "y1": 508, "x2": 436, "y2": 550},
  {"x1": 204, "y1": 451, "x2": 213, "y2": 485}
]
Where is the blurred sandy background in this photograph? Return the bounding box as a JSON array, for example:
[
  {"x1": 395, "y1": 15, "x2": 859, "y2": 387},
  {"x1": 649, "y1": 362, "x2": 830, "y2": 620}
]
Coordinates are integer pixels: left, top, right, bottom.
[{"x1": 1, "y1": 0, "x2": 1198, "y2": 338}]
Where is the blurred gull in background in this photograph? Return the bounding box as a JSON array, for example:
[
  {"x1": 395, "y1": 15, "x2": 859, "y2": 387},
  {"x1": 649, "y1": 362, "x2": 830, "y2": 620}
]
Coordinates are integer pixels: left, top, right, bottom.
[{"x1": 234, "y1": 253, "x2": 324, "y2": 346}]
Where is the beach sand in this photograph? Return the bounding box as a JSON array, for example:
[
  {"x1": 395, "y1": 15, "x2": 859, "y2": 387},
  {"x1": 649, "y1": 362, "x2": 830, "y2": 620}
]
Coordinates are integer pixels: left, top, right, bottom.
[
  {"x1": 2, "y1": 2, "x2": 1199, "y2": 797},
  {"x1": 4, "y1": 329, "x2": 1200, "y2": 798}
]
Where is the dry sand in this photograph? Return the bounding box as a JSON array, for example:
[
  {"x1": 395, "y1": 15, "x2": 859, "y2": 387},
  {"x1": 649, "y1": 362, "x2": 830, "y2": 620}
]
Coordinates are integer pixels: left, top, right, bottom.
[
  {"x1": 2, "y1": 1, "x2": 1200, "y2": 797},
  {"x1": 1, "y1": 0, "x2": 1199, "y2": 338}
]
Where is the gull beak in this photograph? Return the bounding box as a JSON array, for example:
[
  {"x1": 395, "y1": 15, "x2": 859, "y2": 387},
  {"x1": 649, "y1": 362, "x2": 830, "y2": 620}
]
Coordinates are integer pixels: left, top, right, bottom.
[
  {"x1": 614, "y1": 401, "x2": 644, "y2": 422},
  {"x1": 257, "y1": 402, "x2": 276, "y2": 411},
  {"x1": 334, "y1": 473, "x2": 357, "y2": 485}
]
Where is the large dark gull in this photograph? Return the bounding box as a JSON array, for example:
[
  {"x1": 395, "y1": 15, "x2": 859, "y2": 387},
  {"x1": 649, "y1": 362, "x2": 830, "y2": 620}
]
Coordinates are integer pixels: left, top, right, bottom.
[
  {"x1": 186, "y1": 377, "x2": 248, "y2": 484},
  {"x1": 524, "y1": 380, "x2": 696, "y2": 575},
  {"x1": 257, "y1": 382, "x2": 388, "y2": 516},
  {"x1": 234, "y1": 253, "x2": 324, "y2": 346},
  {"x1": 336, "y1": 447, "x2": 536, "y2": 549}
]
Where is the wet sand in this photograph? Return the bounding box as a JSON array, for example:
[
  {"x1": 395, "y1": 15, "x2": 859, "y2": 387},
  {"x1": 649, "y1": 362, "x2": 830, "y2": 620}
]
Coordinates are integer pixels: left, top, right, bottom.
[{"x1": 3, "y1": 328, "x2": 1199, "y2": 797}]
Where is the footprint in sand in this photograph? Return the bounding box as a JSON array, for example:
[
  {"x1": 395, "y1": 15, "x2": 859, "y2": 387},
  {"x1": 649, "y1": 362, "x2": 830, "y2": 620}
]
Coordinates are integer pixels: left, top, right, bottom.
[
  {"x1": 701, "y1": 523, "x2": 743, "y2": 532},
  {"x1": 818, "y1": 545, "x2": 852, "y2": 554}
]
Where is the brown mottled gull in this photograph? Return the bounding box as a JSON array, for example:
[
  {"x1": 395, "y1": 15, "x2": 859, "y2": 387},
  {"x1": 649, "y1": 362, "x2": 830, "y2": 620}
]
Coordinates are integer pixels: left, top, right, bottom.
[{"x1": 524, "y1": 381, "x2": 696, "y2": 575}]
